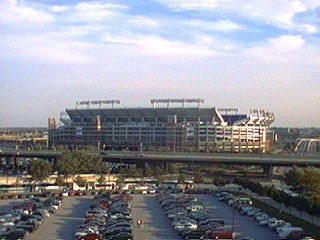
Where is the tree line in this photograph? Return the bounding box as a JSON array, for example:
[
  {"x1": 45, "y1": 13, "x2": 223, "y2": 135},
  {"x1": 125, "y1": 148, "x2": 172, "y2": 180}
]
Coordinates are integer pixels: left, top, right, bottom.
[
  {"x1": 28, "y1": 151, "x2": 108, "y2": 185},
  {"x1": 27, "y1": 151, "x2": 206, "y2": 187},
  {"x1": 234, "y1": 167, "x2": 320, "y2": 217}
]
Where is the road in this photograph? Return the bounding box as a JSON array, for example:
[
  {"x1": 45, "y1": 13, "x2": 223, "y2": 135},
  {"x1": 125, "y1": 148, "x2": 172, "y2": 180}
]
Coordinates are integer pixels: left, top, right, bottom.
[
  {"x1": 131, "y1": 194, "x2": 180, "y2": 240},
  {"x1": 295, "y1": 138, "x2": 320, "y2": 158},
  {"x1": 25, "y1": 196, "x2": 92, "y2": 240}
]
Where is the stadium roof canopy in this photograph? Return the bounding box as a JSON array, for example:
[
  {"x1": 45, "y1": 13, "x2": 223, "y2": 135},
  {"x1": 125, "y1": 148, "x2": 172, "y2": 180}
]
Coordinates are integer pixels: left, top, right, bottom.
[{"x1": 66, "y1": 107, "x2": 248, "y2": 124}]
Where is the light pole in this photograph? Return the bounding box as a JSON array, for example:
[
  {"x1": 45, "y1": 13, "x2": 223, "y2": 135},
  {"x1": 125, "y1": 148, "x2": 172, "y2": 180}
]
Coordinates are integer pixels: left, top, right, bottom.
[
  {"x1": 232, "y1": 196, "x2": 236, "y2": 240},
  {"x1": 232, "y1": 199, "x2": 235, "y2": 234}
]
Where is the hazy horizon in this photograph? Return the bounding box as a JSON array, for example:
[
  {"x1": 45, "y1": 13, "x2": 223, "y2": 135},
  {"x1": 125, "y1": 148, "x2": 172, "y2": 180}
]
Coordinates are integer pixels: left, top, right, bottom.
[{"x1": 1, "y1": 0, "x2": 320, "y2": 128}]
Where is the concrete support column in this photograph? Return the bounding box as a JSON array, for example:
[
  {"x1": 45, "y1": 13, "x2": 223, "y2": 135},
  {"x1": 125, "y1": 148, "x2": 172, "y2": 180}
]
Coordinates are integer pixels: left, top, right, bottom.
[
  {"x1": 14, "y1": 156, "x2": 19, "y2": 171},
  {"x1": 263, "y1": 164, "x2": 273, "y2": 179},
  {"x1": 52, "y1": 158, "x2": 57, "y2": 170},
  {"x1": 164, "y1": 162, "x2": 169, "y2": 172},
  {"x1": 136, "y1": 161, "x2": 145, "y2": 169}
]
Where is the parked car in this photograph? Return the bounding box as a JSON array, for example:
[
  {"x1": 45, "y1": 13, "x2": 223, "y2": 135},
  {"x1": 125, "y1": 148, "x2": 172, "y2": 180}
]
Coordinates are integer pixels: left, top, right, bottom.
[
  {"x1": 287, "y1": 230, "x2": 314, "y2": 240},
  {"x1": 77, "y1": 233, "x2": 103, "y2": 240},
  {"x1": 278, "y1": 227, "x2": 304, "y2": 240},
  {"x1": 0, "y1": 229, "x2": 26, "y2": 240}
]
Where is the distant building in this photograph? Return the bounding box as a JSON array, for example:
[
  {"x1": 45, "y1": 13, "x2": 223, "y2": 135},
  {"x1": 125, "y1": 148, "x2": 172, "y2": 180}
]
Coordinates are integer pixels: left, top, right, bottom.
[
  {"x1": 49, "y1": 99, "x2": 274, "y2": 153},
  {"x1": 0, "y1": 128, "x2": 48, "y2": 149}
]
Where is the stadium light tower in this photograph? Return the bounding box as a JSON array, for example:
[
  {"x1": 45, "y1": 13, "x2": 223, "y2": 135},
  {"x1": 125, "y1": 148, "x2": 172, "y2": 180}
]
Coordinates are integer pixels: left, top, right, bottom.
[
  {"x1": 150, "y1": 98, "x2": 205, "y2": 109},
  {"x1": 76, "y1": 100, "x2": 121, "y2": 109}
]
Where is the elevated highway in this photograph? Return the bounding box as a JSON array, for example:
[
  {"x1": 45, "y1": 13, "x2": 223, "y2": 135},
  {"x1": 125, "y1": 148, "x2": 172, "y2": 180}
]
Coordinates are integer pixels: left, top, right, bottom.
[
  {"x1": 0, "y1": 149, "x2": 62, "y2": 159},
  {"x1": 101, "y1": 151, "x2": 320, "y2": 178},
  {"x1": 101, "y1": 151, "x2": 320, "y2": 166},
  {"x1": 295, "y1": 138, "x2": 320, "y2": 158},
  {"x1": 1, "y1": 149, "x2": 319, "y2": 179},
  {"x1": 0, "y1": 149, "x2": 62, "y2": 169}
]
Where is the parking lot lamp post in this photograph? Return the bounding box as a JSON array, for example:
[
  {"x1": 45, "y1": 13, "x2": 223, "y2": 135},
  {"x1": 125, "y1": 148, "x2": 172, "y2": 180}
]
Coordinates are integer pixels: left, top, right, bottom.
[{"x1": 232, "y1": 197, "x2": 235, "y2": 238}]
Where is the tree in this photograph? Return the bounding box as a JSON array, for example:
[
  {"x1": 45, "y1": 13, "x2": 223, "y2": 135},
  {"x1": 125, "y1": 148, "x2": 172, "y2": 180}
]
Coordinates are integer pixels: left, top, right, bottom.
[
  {"x1": 213, "y1": 176, "x2": 226, "y2": 187},
  {"x1": 154, "y1": 167, "x2": 165, "y2": 176},
  {"x1": 284, "y1": 166, "x2": 303, "y2": 187},
  {"x1": 194, "y1": 172, "x2": 204, "y2": 184},
  {"x1": 97, "y1": 174, "x2": 106, "y2": 186},
  {"x1": 154, "y1": 167, "x2": 164, "y2": 184},
  {"x1": 167, "y1": 164, "x2": 178, "y2": 174},
  {"x1": 55, "y1": 175, "x2": 65, "y2": 187},
  {"x1": 56, "y1": 151, "x2": 109, "y2": 175},
  {"x1": 300, "y1": 167, "x2": 320, "y2": 196},
  {"x1": 156, "y1": 174, "x2": 163, "y2": 184},
  {"x1": 144, "y1": 167, "x2": 154, "y2": 177},
  {"x1": 56, "y1": 152, "x2": 76, "y2": 180},
  {"x1": 73, "y1": 175, "x2": 87, "y2": 187},
  {"x1": 117, "y1": 174, "x2": 125, "y2": 186},
  {"x1": 178, "y1": 174, "x2": 185, "y2": 184},
  {"x1": 29, "y1": 160, "x2": 52, "y2": 183},
  {"x1": 284, "y1": 166, "x2": 320, "y2": 198}
]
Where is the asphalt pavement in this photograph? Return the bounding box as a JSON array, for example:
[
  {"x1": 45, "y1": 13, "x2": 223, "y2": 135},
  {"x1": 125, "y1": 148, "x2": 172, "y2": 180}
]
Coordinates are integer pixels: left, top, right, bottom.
[
  {"x1": 0, "y1": 192, "x2": 282, "y2": 240},
  {"x1": 197, "y1": 195, "x2": 279, "y2": 240},
  {"x1": 25, "y1": 196, "x2": 93, "y2": 240},
  {"x1": 131, "y1": 194, "x2": 180, "y2": 240}
]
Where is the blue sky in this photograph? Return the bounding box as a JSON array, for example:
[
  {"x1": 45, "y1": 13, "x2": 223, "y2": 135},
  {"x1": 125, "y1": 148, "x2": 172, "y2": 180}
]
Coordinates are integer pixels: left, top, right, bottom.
[{"x1": 0, "y1": 0, "x2": 320, "y2": 127}]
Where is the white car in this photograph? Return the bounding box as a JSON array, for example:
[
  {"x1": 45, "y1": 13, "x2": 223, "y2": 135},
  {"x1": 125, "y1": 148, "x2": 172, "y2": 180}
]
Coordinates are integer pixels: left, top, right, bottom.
[
  {"x1": 278, "y1": 227, "x2": 303, "y2": 239},
  {"x1": 255, "y1": 214, "x2": 269, "y2": 222},
  {"x1": 246, "y1": 208, "x2": 260, "y2": 217},
  {"x1": 0, "y1": 221, "x2": 15, "y2": 227},
  {"x1": 240, "y1": 206, "x2": 252, "y2": 215},
  {"x1": 173, "y1": 220, "x2": 197, "y2": 230},
  {"x1": 259, "y1": 217, "x2": 276, "y2": 226},
  {"x1": 276, "y1": 222, "x2": 292, "y2": 233},
  {"x1": 268, "y1": 220, "x2": 286, "y2": 231},
  {"x1": 175, "y1": 222, "x2": 197, "y2": 231},
  {"x1": 74, "y1": 228, "x2": 97, "y2": 238}
]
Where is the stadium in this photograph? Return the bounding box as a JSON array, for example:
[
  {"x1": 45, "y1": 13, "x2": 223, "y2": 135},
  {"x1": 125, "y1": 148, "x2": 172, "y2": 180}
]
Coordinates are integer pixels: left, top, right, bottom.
[{"x1": 48, "y1": 99, "x2": 275, "y2": 153}]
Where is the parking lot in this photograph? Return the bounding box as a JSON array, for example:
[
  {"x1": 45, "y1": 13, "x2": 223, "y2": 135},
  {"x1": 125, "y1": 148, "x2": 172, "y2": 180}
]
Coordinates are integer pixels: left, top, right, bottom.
[
  {"x1": 0, "y1": 193, "x2": 283, "y2": 240},
  {"x1": 25, "y1": 196, "x2": 92, "y2": 240},
  {"x1": 197, "y1": 195, "x2": 279, "y2": 240},
  {"x1": 0, "y1": 196, "x2": 93, "y2": 240},
  {"x1": 131, "y1": 194, "x2": 180, "y2": 240},
  {"x1": 0, "y1": 194, "x2": 180, "y2": 240}
]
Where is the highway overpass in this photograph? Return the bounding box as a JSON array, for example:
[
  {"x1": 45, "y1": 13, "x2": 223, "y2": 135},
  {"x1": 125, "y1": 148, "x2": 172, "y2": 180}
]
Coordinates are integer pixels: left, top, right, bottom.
[
  {"x1": 101, "y1": 151, "x2": 320, "y2": 179},
  {"x1": 1, "y1": 149, "x2": 319, "y2": 179},
  {"x1": 0, "y1": 149, "x2": 62, "y2": 159},
  {"x1": 0, "y1": 149, "x2": 62, "y2": 169}
]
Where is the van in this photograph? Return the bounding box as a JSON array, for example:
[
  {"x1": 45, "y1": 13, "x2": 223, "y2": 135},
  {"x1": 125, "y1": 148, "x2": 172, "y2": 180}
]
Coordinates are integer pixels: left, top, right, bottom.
[{"x1": 278, "y1": 227, "x2": 303, "y2": 239}]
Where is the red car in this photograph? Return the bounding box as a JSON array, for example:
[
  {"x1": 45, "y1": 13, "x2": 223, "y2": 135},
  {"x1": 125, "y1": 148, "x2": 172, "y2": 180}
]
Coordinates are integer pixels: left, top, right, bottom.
[
  {"x1": 207, "y1": 229, "x2": 234, "y2": 239},
  {"x1": 78, "y1": 233, "x2": 103, "y2": 240}
]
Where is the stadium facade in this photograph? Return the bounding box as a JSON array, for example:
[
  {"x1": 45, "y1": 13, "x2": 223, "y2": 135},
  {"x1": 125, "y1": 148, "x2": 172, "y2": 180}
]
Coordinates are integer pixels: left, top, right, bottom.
[{"x1": 48, "y1": 99, "x2": 275, "y2": 153}]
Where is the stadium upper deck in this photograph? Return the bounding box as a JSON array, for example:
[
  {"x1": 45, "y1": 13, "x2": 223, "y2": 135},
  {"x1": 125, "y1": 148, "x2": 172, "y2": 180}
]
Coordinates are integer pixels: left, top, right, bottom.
[
  {"x1": 65, "y1": 107, "x2": 248, "y2": 126},
  {"x1": 49, "y1": 100, "x2": 274, "y2": 153}
]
